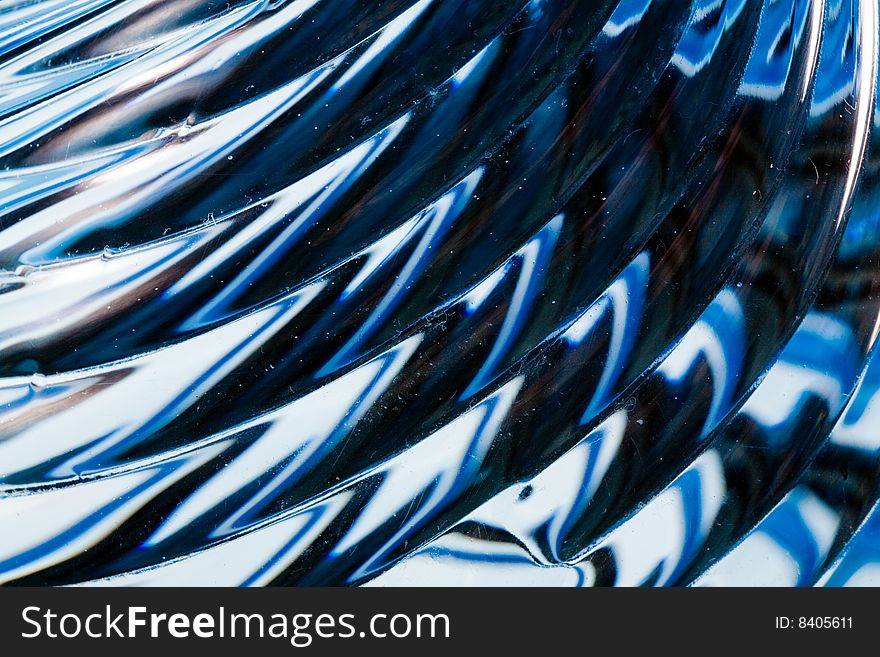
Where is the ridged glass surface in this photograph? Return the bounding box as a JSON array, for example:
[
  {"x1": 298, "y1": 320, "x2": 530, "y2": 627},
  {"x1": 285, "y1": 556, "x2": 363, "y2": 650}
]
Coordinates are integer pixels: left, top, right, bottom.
[{"x1": 1, "y1": 0, "x2": 880, "y2": 586}]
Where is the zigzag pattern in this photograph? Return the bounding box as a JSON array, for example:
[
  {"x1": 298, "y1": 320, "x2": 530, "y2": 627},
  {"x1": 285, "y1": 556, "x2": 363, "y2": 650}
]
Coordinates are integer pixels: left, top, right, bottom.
[{"x1": 1, "y1": 0, "x2": 880, "y2": 586}]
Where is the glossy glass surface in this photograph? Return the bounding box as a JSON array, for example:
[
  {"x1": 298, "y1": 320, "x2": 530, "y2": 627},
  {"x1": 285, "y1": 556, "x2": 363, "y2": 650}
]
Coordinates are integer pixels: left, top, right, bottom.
[{"x1": 1, "y1": 0, "x2": 880, "y2": 586}]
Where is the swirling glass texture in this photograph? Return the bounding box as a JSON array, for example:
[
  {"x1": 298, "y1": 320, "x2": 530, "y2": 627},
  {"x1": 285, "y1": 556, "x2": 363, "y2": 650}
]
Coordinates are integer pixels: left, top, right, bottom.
[{"x1": 1, "y1": 0, "x2": 880, "y2": 587}]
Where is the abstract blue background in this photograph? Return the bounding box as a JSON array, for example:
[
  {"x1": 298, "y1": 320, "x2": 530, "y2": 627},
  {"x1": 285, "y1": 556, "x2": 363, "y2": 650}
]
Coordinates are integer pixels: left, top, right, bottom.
[{"x1": 0, "y1": 0, "x2": 879, "y2": 586}]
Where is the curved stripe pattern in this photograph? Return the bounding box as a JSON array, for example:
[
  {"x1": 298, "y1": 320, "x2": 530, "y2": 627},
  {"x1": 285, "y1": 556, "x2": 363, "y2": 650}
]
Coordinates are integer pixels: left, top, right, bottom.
[{"x1": 1, "y1": 0, "x2": 880, "y2": 587}]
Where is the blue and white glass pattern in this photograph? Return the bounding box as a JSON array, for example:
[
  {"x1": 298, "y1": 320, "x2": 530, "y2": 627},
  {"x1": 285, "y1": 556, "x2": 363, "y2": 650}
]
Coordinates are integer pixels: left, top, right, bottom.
[{"x1": 1, "y1": 0, "x2": 880, "y2": 586}]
